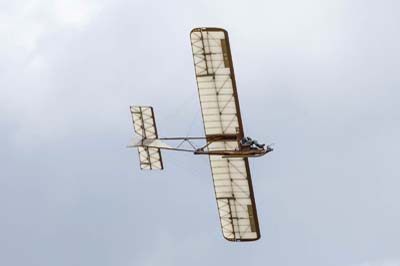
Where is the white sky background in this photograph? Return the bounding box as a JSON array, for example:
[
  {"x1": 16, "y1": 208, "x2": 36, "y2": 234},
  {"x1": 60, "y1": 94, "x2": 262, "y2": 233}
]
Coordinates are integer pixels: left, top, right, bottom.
[{"x1": 1, "y1": 0, "x2": 399, "y2": 265}]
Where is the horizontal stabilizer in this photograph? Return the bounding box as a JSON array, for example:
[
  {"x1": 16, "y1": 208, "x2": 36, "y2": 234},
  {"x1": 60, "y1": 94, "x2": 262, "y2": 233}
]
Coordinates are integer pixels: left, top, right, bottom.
[{"x1": 130, "y1": 106, "x2": 164, "y2": 170}]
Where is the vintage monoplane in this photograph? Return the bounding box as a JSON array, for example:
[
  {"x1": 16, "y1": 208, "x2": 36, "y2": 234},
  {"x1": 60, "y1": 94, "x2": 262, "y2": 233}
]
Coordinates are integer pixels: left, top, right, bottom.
[{"x1": 128, "y1": 28, "x2": 273, "y2": 242}]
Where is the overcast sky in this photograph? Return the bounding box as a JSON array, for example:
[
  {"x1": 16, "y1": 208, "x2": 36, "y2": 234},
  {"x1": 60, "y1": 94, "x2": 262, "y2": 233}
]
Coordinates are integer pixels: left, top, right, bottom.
[{"x1": 1, "y1": 0, "x2": 400, "y2": 265}]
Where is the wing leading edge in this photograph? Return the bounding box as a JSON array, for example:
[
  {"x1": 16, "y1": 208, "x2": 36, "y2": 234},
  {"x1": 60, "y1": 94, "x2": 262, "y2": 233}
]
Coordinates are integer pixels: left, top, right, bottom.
[{"x1": 190, "y1": 28, "x2": 260, "y2": 241}]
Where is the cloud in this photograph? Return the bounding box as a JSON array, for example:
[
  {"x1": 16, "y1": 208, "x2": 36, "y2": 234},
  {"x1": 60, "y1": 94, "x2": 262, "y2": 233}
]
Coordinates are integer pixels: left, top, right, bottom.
[
  {"x1": 1, "y1": 1, "x2": 400, "y2": 266},
  {"x1": 356, "y1": 259, "x2": 400, "y2": 266},
  {"x1": 0, "y1": 0, "x2": 108, "y2": 145}
]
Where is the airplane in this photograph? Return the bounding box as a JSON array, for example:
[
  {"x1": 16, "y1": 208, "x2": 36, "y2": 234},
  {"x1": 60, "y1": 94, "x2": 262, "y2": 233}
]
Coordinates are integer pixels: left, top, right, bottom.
[{"x1": 128, "y1": 27, "x2": 273, "y2": 242}]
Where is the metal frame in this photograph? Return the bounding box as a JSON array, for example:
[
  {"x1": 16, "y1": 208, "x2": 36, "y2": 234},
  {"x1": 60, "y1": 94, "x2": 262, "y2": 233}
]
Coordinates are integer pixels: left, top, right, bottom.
[{"x1": 140, "y1": 135, "x2": 272, "y2": 157}]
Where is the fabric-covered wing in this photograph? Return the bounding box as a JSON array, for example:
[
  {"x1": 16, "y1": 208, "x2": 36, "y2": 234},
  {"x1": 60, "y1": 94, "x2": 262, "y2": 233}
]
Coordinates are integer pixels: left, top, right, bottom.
[
  {"x1": 190, "y1": 28, "x2": 260, "y2": 241},
  {"x1": 130, "y1": 106, "x2": 163, "y2": 170},
  {"x1": 190, "y1": 27, "x2": 244, "y2": 138},
  {"x1": 208, "y1": 141, "x2": 260, "y2": 241}
]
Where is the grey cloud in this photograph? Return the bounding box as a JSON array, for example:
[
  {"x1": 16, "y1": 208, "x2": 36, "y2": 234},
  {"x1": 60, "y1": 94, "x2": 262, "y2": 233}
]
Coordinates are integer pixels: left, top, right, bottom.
[{"x1": 1, "y1": 0, "x2": 399, "y2": 266}]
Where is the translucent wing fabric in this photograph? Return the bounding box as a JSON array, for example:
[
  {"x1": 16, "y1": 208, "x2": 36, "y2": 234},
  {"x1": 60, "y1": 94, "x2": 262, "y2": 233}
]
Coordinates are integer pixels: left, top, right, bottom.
[
  {"x1": 130, "y1": 106, "x2": 163, "y2": 170},
  {"x1": 190, "y1": 28, "x2": 260, "y2": 241},
  {"x1": 190, "y1": 28, "x2": 243, "y2": 137},
  {"x1": 208, "y1": 141, "x2": 260, "y2": 241}
]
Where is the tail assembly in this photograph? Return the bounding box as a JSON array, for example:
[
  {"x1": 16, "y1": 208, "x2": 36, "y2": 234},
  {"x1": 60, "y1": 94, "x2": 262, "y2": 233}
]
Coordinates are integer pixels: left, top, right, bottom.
[{"x1": 128, "y1": 106, "x2": 164, "y2": 170}]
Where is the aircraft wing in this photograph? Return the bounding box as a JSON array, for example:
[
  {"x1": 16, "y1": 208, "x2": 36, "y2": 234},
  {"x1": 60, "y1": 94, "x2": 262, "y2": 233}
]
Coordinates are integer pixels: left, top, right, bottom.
[{"x1": 190, "y1": 28, "x2": 260, "y2": 241}]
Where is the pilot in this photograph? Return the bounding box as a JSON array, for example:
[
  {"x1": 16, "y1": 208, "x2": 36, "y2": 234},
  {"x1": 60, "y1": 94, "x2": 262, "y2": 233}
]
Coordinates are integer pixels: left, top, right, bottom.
[
  {"x1": 240, "y1": 137, "x2": 265, "y2": 150},
  {"x1": 240, "y1": 137, "x2": 252, "y2": 149}
]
